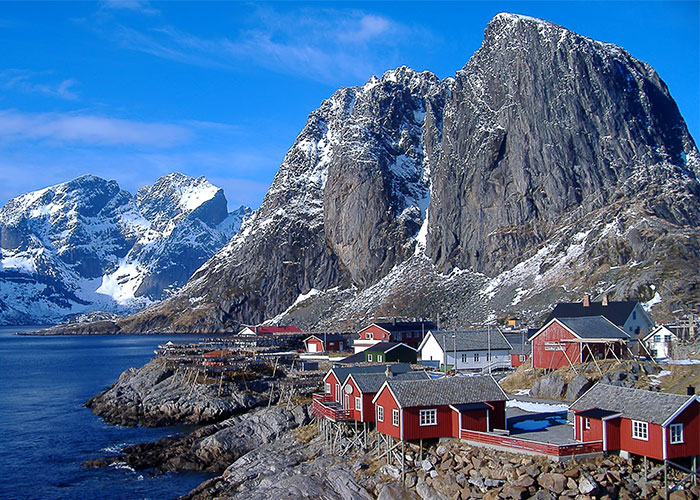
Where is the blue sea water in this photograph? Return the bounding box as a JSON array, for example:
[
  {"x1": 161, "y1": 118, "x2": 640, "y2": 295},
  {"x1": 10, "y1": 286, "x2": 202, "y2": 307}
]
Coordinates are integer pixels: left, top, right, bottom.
[{"x1": 0, "y1": 327, "x2": 214, "y2": 500}]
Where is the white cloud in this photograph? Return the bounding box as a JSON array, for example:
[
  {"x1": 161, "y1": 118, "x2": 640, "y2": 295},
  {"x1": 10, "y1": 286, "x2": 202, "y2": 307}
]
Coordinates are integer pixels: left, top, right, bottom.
[
  {"x1": 96, "y1": 7, "x2": 431, "y2": 84},
  {"x1": 0, "y1": 110, "x2": 192, "y2": 147},
  {"x1": 100, "y1": 0, "x2": 159, "y2": 16},
  {"x1": 1, "y1": 70, "x2": 79, "y2": 100}
]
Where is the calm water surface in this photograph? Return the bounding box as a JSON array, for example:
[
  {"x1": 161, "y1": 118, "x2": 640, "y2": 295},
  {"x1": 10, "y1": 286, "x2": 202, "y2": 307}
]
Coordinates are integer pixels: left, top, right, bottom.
[{"x1": 0, "y1": 327, "x2": 214, "y2": 500}]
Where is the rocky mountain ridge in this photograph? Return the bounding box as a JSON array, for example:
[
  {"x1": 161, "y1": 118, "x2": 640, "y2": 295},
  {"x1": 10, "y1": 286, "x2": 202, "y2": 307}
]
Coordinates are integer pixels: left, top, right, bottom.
[
  {"x1": 37, "y1": 13, "x2": 700, "y2": 333},
  {"x1": 0, "y1": 173, "x2": 250, "y2": 325}
]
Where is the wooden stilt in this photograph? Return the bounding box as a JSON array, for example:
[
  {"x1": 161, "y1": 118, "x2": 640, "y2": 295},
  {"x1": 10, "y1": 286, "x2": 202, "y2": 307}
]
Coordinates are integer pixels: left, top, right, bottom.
[
  {"x1": 401, "y1": 440, "x2": 405, "y2": 485},
  {"x1": 664, "y1": 460, "x2": 668, "y2": 500},
  {"x1": 419, "y1": 438, "x2": 423, "y2": 462},
  {"x1": 217, "y1": 371, "x2": 224, "y2": 397}
]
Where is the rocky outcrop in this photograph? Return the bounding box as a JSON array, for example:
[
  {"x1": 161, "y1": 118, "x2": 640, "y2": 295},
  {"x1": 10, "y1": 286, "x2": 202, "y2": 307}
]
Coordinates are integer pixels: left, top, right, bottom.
[{"x1": 85, "y1": 358, "x2": 266, "y2": 426}]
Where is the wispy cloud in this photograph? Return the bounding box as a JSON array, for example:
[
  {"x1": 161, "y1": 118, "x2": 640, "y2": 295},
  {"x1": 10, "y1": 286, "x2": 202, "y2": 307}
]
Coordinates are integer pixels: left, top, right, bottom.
[
  {"x1": 100, "y1": 0, "x2": 159, "y2": 16},
  {"x1": 0, "y1": 110, "x2": 192, "y2": 147},
  {"x1": 94, "y1": 7, "x2": 432, "y2": 83},
  {"x1": 1, "y1": 70, "x2": 79, "y2": 100}
]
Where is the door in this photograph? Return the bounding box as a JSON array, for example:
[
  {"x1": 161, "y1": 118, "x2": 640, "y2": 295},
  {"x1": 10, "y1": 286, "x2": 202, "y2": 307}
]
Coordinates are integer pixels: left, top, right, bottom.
[{"x1": 308, "y1": 342, "x2": 317, "y2": 352}]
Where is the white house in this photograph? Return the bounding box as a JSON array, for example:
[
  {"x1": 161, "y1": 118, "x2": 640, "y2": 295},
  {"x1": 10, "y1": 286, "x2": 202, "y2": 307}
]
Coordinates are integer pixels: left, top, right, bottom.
[
  {"x1": 418, "y1": 328, "x2": 512, "y2": 371},
  {"x1": 642, "y1": 325, "x2": 678, "y2": 359}
]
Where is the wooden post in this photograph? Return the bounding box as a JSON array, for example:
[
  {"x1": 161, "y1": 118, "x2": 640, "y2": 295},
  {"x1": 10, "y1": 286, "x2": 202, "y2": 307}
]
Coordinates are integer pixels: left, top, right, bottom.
[
  {"x1": 664, "y1": 460, "x2": 668, "y2": 500},
  {"x1": 217, "y1": 371, "x2": 224, "y2": 397},
  {"x1": 419, "y1": 439, "x2": 423, "y2": 462},
  {"x1": 694, "y1": 456, "x2": 698, "y2": 486},
  {"x1": 401, "y1": 440, "x2": 405, "y2": 485}
]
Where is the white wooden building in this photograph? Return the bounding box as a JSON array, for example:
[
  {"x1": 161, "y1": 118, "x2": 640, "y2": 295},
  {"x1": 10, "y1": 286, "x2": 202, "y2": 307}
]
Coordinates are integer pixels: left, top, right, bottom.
[
  {"x1": 642, "y1": 325, "x2": 678, "y2": 359},
  {"x1": 418, "y1": 328, "x2": 512, "y2": 371}
]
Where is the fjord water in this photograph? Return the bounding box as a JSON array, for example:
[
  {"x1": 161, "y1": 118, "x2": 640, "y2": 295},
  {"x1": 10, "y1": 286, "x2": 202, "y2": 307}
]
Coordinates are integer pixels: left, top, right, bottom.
[{"x1": 0, "y1": 327, "x2": 213, "y2": 500}]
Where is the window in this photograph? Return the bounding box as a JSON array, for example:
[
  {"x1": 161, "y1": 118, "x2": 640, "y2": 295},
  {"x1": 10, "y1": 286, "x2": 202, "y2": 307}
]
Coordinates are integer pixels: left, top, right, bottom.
[
  {"x1": 670, "y1": 423, "x2": 684, "y2": 444},
  {"x1": 486, "y1": 353, "x2": 491, "y2": 362},
  {"x1": 664, "y1": 335, "x2": 672, "y2": 342},
  {"x1": 392, "y1": 409, "x2": 400, "y2": 427},
  {"x1": 461, "y1": 354, "x2": 468, "y2": 363},
  {"x1": 325, "y1": 382, "x2": 331, "y2": 394},
  {"x1": 519, "y1": 355, "x2": 526, "y2": 362},
  {"x1": 377, "y1": 406, "x2": 384, "y2": 422},
  {"x1": 335, "y1": 384, "x2": 340, "y2": 402},
  {"x1": 633, "y1": 311, "x2": 637, "y2": 320},
  {"x1": 632, "y1": 420, "x2": 648, "y2": 441},
  {"x1": 419, "y1": 409, "x2": 437, "y2": 426},
  {"x1": 474, "y1": 353, "x2": 479, "y2": 362},
  {"x1": 585, "y1": 418, "x2": 590, "y2": 429},
  {"x1": 367, "y1": 354, "x2": 373, "y2": 362},
  {"x1": 355, "y1": 397, "x2": 361, "y2": 411},
  {"x1": 366, "y1": 332, "x2": 373, "y2": 339},
  {"x1": 377, "y1": 355, "x2": 383, "y2": 362},
  {"x1": 653, "y1": 335, "x2": 661, "y2": 343}
]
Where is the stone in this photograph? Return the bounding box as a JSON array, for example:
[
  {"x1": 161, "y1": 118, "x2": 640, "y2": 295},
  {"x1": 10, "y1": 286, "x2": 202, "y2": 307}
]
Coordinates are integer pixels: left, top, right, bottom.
[
  {"x1": 380, "y1": 465, "x2": 401, "y2": 479},
  {"x1": 406, "y1": 472, "x2": 418, "y2": 489},
  {"x1": 564, "y1": 374, "x2": 594, "y2": 401},
  {"x1": 529, "y1": 490, "x2": 554, "y2": 500},
  {"x1": 669, "y1": 491, "x2": 691, "y2": 500},
  {"x1": 378, "y1": 483, "x2": 417, "y2": 500},
  {"x1": 538, "y1": 472, "x2": 567, "y2": 494},
  {"x1": 513, "y1": 475, "x2": 535, "y2": 488},
  {"x1": 436, "y1": 445, "x2": 448, "y2": 457},
  {"x1": 422, "y1": 459, "x2": 435, "y2": 472},
  {"x1": 578, "y1": 473, "x2": 599, "y2": 495},
  {"x1": 430, "y1": 470, "x2": 439, "y2": 478},
  {"x1": 416, "y1": 479, "x2": 450, "y2": 500},
  {"x1": 501, "y1": 485, "x2": 528, "y2": 500}
]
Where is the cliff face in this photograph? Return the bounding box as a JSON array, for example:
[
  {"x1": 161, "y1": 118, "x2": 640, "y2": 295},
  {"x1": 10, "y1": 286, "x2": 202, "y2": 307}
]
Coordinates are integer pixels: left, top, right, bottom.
[{"x1": 67, "y1": 13, "x2": 699, "y2": 333}]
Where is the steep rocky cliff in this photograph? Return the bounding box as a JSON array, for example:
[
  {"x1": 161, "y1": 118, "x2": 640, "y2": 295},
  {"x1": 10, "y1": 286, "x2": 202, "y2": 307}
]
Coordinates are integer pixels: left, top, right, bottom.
[
  {"x1": 59, "y1": 13, "x2": 700, "y2": 333},
  {"x1": 0, "y1": 173, "x2": 249, "y2": 325}
]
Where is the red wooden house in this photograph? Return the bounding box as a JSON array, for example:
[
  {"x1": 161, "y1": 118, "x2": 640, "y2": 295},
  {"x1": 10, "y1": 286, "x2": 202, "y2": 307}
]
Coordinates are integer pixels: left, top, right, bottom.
[
  {"x1": 371, "y1": 376, "x2": 507, "y2": 441},
  {"x1": 571, "y1": 383, "x2": 699, "y2": 461},
  {"x1": 238, "y1": 325, "x2": 302, "y2": 335},
  {"x1": 529, "y1": 316, "x2": 630, "y2": 370},
  {"x1": 353, "y1": 320, "x2": 436, "y2": 353},
  {"x1": 342, "y1": 368, "x2": 430, "y2": 422},
  {"x1": 303, "y1": 334, "x2": 346, "y2": 353}
]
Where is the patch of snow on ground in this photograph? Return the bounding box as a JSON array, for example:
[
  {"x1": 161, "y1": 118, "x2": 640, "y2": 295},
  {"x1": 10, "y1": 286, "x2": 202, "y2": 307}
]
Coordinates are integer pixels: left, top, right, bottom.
[
  {"x1": 648, "y1": 370, "x2": 671, "y2": 385},
  {"x1": 512, "y1": 389, "x2": 531, "y2": 396},
  {"x1": 96, "y1": 258, "x2": 144, "y2": 304},
  {"x1": 643, "y1": 289, "x2": 662, "y2": 311},
  {"x1": 507, "y1": 400, "x2": 569, "y2": 413},
  {"x1": 2, "y1": 255, "x2": 36, "y2": 273},
  {"x1": 667, "y1": 359, "x2": 700, "y2": 365}
]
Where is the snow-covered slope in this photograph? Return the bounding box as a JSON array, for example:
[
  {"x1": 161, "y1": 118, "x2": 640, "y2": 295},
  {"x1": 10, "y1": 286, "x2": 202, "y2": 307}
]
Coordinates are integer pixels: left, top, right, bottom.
[{"x1": 0, "y1": 173, "x2": 250, "y2": 325}]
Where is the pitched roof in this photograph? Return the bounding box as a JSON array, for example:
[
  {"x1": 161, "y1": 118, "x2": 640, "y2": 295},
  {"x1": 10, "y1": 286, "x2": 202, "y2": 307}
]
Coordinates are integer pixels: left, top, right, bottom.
[
  {"x1": 328, "y1": 363, "x2": 412, "y2": 384},
  {"x1": 365, "y1": 342, "x2": 416, "y2": 353},
  {"x1": 335, "y1": 351, "x2": 367, "y2": 364},
  {"x1": 381, "y1": 375, "x2": 507, "y2": 407},
  {"x1": 243, "y1": 325, "x2": 302, "y2": 334},
  {"x1": 503, "y1": 333, "x2": 532, "y2": 355},
  {"x1": 545, "y1": 301, "x2": 640, "y2": 327},
  {"x1": 570, "y1": 383, "x2": 696, "y2": 425},
  {"x1": 556, "y1": 316, "x2": 630, "y2": 340},
  {"x1": 367, "y1": 321, "x2": 437, "y2": 334},
  {"x1": 425, "y1": 329, "x2": 512, "y2": 352},
  {"x1": 350, "y1": 370, "x2": 430, "y2": 393},
  {"x1": 642, "y1": 325, "x2": 677, "y2": 342}
]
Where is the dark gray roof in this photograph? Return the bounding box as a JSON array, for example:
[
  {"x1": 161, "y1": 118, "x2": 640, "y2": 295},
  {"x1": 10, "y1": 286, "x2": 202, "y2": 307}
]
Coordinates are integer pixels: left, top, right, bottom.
[
  {"x1": 329, "y1": 363, "x2": 411, "y2": 383},
  {"x1": 350, "y1": 370, "x2": 430, "y2": 393},
  {"x1": 336, "y1": 351, "x2": 367, "y2": 364},
  {"x1": 384, "y1": 375, "x2": 507, "y2": 407},
  {"x1": 570, "y1": 383, "x2": 695, "y2": 425},
  {"x1": 504, "y1": 333, "x2": 532, "y2": 355},
  {"x1": 556, "y1": 316, "x2": 630, "y2": 339},
  {"x1": 428, "y1": 329, "x2": 512, "y2": 352},
  {"x1": 545, "y1": 301, "x2": 640, "y2": 327},
  {"x1": 372, "y1": 321, "x2": 437, "y2": 333},
  {"x1": 365, "y1": 342, "x2": 416, "y2": 353}
]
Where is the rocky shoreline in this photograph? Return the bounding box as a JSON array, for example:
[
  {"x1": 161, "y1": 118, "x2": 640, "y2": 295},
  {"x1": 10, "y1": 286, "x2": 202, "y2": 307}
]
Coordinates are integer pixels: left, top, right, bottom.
[{"x1": 85, "y1": 360, "x2": 699, "y2": 500}]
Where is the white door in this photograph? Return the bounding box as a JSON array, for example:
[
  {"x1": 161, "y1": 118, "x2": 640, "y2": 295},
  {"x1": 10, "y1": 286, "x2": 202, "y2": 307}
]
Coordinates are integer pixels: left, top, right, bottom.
[{"x1": 308, "y1": 343, "x2": 317, "y2": 352}]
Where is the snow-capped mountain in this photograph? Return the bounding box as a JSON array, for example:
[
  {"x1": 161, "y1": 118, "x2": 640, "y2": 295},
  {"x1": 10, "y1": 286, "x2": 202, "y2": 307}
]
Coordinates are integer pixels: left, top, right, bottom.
[
  {"x1": 0, "y1": 173, "x2": 250, "y2": 325},
  {"x1": 48, "y1": 13, "x2": 700, "y2": 334}
]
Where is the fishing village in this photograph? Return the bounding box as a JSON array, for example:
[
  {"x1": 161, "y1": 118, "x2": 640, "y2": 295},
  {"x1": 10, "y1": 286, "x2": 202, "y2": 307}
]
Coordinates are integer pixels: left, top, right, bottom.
[{"x1": 85, "y1": 296, "x2": 700, "y2": 500}]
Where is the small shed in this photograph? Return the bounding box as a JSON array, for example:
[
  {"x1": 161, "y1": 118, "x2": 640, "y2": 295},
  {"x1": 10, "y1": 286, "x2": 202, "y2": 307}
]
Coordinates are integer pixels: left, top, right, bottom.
[
  {"x1": 353, "y1": 320, "x2": 437, "y2": 353},
  {"x1": 338, "y1": 342, "x2": 417, "y2": 364},
  {"x1": 372, "y1": 375, "x2": 508, "y2": 441},
  {"x1": 642, "y1": 325, "x2": 678, "y2": 360},
  {"x1": 571, "y1": 383, "x2": 699, "y2": 461},
  {"x1": 304, "y1": 334, "x2": 346, "y2": 353}
]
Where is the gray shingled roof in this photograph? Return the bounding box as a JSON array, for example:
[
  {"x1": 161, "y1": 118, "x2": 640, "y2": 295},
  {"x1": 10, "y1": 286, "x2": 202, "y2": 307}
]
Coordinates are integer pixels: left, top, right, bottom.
[
  {"x1": 351, "y1": 370, "x2": 430, "y2": 393},
  {"x1": 556, "y1": 316, "x2": 630, "y2": 339},
  {"x1": 330, "y1": 363, "x2": 411, "y2": 384},
  {"x1": 428, "y1": 329, "x2": 512, "y2": 352},
  {"x1": 385, "y1": 375, "x2": 507, "y2": 407},
  {"x1": 373, "y1": 321, "x2": 437, "y2": 333},
  {"x1": 545, "y1": 300, "x2": 640, "y2": 327},
  {"x1": 570, "y1": 383, "x2": 695, "y2": 425}
]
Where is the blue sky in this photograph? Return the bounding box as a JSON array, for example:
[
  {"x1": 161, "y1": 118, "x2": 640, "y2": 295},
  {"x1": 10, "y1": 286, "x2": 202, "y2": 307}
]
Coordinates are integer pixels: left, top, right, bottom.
[{"x1": 1, "y1": 1, "x2": 698, "y2": 210}]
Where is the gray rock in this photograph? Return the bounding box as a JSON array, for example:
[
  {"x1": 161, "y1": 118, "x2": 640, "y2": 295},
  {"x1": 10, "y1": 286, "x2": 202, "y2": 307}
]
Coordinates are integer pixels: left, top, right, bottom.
[
  {"x1": 531, "y1": 374, "x2": 566, "y2": 399},
  {"x1": 578, "y1": 473, "x2": 599, "y2": 494},
  {"x1": 421, "y1": 459, "x2": 435, "y2": 472},
  {"x1": 379, "y1": 465, "x2": 401, "y2": 479},
  {"x1": 416, "y1": 479, "x2": 450, "y2": 500},
  {"x1": 564, "y1": 374, "x2": 594, "y2": 401}
]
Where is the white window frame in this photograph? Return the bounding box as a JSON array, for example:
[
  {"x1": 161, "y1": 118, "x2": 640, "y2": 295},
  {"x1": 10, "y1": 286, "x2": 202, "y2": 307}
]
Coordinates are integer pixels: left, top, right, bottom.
[
  {"x1": 335, "y1": 384, "x2": 340, "y2": 402},
  {"x1": 377, "y1": 405, "x2": 384, "y2": 422},
  {"x1": 392, "y1": 409, "x2": 399, "y2": 427},
  {"x1": 585, "y1": 418, "x2": 590, "y2": 429},
  {"x1": 419, "y1": 409, "x2": 437, "y2": 426},
  {"x1": 377, "y1": 354, "x2": 383, "y2": 362},
  {"x1": 473, "y1": 353, "x2": 479, "y2": 362},
  {"x1": 366, "y1": 332, "x2": 373, "y2": 339},
  {"x1": 519, "y1": 354, "x2": 526, "y2": 362},
  {"x1": 324, "y1": 382, "x2": 331, "y2": 394},
  {"x1": 632, "y1": 420, "x2": 648, "y2": 441},
  {"x1": 545, "y1": 341, "x2": 565, "y2": 351},
  {"x1": 355, "y1": 396, "x2": 361, "y2": 412},
  {"x1": 670, "y1": 423, "x2": 684, "y2": 444},
  {"x1": 367, "y1": 353, "x2": 373, "y2": 362},
  {"x1": 461, "y1": 353, "x2": 468, "y2": 363}
]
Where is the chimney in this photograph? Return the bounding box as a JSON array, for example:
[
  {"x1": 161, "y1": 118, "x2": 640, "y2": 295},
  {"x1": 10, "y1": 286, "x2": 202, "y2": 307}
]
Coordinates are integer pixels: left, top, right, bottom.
[
  {"x1": 385, "y1": 365, "x2": 393, "y2": 378},
  {"x1": 602, "y1": 294, "x2": 609, "y2": 306},
  {"x1": 688, "y1": 385, "x2": 696, "y2": 396},
  {"x1": 583, "y1": 295, "x2": 591, "y2": 307}
]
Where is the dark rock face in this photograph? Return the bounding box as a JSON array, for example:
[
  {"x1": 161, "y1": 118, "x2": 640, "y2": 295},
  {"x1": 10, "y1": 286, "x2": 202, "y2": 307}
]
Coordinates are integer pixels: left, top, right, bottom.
[
  {"x1": 91, "y1": 13, "x2": 699, "y2": 333},
  {"x1": 0, "y1": 173, "x2": 250, "y2": 325}
]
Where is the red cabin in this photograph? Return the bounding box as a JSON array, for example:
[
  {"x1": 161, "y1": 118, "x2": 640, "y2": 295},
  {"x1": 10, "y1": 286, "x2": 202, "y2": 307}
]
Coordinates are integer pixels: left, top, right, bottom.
[
  {"x1": 354, "y1": 320, "x2": 437, "y2": 353},
  {"x1": 303, "y1": 334, "x2": 346, "y2": 353},
  {"x1": 529, "y1": 316, "x2": 630, "y2": 370},
  {"x1": 371, "y1": 376, "x2": 507, "y2": 441},
  {"x1": 342, "y1": 369, "x2": 430, "y2": 422},
  {"x1": 571, "y1": 383, "x2": 700, "y2": 460}
]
